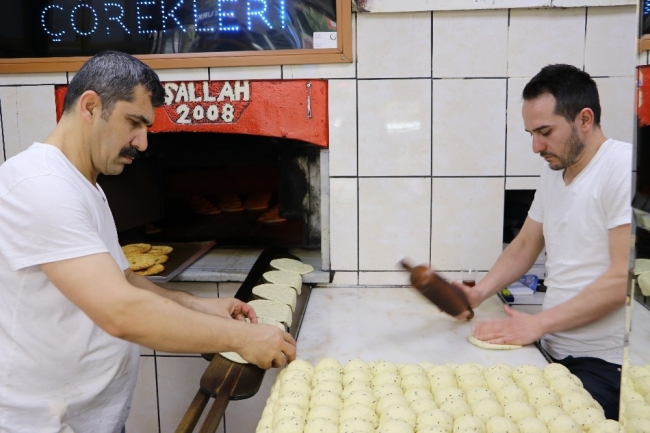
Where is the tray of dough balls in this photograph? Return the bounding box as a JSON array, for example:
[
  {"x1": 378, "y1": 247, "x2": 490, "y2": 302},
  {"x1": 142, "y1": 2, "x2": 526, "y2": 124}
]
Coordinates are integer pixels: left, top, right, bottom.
[
  {"x1": 620, "y1": 364, "x2": 650, "y2": 433},
  {"x1": 257, "y1": 358, "x2": 625, "y2": 433}
]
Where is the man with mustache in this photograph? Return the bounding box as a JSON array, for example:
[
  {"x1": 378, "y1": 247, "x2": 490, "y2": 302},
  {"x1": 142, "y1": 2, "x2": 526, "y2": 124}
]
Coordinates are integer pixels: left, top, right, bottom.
[
  {"x1": 0, "y1": 51, "x2": 296, "y2": 433},
  {"x1": 456, "y1": 64, "x2": 631, "y2": 419}
]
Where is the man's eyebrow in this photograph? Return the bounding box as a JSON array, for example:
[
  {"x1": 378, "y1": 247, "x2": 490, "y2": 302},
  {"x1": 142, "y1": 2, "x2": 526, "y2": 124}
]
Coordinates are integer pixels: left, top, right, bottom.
[
  {"x1": 129, "y1": 114, "x2": 153, "y2": 127},
  {"x1": 525, "y1": 125, "x2": 551, "y2": 134}
]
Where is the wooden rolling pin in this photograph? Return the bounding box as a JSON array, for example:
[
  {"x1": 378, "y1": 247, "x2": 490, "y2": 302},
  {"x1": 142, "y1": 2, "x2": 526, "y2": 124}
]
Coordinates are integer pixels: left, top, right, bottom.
[{"x1": 401, "y1": 259, "x2": 474, "y2": 320}]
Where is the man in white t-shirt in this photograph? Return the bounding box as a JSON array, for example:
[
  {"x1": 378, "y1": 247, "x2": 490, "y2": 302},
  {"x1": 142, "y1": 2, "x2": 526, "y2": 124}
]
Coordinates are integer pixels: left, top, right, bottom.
[
  {"x1": 0, "y1": 51, "x2": 296, "y2": 433},
  {"x1": 456, "y1": 64, "x2": 631, "y2": 419}
]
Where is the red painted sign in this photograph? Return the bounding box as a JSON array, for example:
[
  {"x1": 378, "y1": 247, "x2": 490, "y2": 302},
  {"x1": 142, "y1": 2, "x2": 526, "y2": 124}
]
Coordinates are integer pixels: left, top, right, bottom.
[
  {"x1": 639, "y1": 67, "x2": 650, "y2": 127},
  {"x1": 54, "y1": 79, "x2": 328, "y2": 148}
]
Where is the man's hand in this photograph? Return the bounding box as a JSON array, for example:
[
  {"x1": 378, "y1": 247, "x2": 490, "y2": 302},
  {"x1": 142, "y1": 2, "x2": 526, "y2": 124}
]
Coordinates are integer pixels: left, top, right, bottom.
[
  {"x1": 236, "y1": 324, "x2": 297, "y2": 370},
  {"x1": 471, "y1": 304, "x2": 544, "y2": 346},
  {"x1": 452, "y1": 280, "x2": 484, "y2": 320}
]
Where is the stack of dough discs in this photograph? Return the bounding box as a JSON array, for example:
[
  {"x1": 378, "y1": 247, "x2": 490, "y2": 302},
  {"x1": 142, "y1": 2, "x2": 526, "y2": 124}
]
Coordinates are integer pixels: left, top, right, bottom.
[
  {"x1": 220, "y1": 319, "x2": 285, "y2": 364},
  {"x1": 252, "y1": 284, "x2": 297, "y2": 311},
  {"x1": 637, "y1": 272, "x2": 650, "y2": 296},
  {"x1": 247, "y1": 300, "x2": 293, "y2": 327},
  {"x1": 270, "y1": 258, "x2": 314, "y2": 275},
  {"x1": 263, "y1": 270, "x2": 303, "y2": 294}
]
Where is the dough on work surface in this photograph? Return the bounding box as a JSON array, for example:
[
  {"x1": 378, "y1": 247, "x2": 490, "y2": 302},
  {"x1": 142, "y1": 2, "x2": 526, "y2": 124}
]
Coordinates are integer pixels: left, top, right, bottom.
[
  {"x1": 466, "y1": 387, "x2": 497, "y2": 406},
  {"x1": 306, "y1": 405, "x2": 339, "y2": 423},
  {"x1": 401, "y1": 364, "x2": 426, "y2": 377},
  {"x1": 546, "y1": 414, "x2": 582, "y2": 433},
  {"x1": 339, "y1": 418, "x2": 375, "y2": 433},
  {"x1": 516, "y1": 417, "x2": 548, "y2": 433},
  {"x1": 247, "y1": 299, "x2": 293, "y2": 327},
  {"x1": 624, "y1": 400, "x2": 650, "y2": 419},
  {"x1": 287, "y1": 359, "x2": 315, "y2": 375},
  {"x1": 570, "y1": 406, "x2": 606, "y2": 430},
  {"x1": 303, "y1": 417, "x2": 338, "y2": 433},
  {"x1": 503, "y1": 401, "x2": 536, "y2": 424},
  {"x1": 417, "y1": 426, "x2": 449, "y2": 433},
  {"x1": 588, "y1": 419, "x2": 625, "y2": 433},
  {"x1": 468, "y1": 335, "x2": 522, "y2": 350},
  {"x1": 343, "y1": 369, "x2": 372, "y2": 385},
  {"x1": 340, "y1": 380, "x2": 370, "y2": 398},
  {"x1": 372, "y1": 361, "x2": 400, "y2": 376},
  {"x1": 376, "y1": 419, "x2": 415, "y2": 433},
  {"x1": 542, "y1": 363, "x2": 570, "y2": 381},
  {"x1": 373, "y1": 371, "x2": 401, "y2": 388},
  {"x1": 434, "y1": 388, "x2": 466, "y2": 406},
  {"x1": 457, "y1": 373, "x2": 488, "y2": 392},
  {"x1": 404, "y1": 387, "x2": 433, "y2": 403},
  {"x1": 515, "y1": 374, "x2": 548, "y2": 392},
  {"x1": 376, "y1": 394, "x2": 410, "y2": 415},
  {"x1": 527, "y1": 386, "x2": 560, "y2": 409},
  {"x1": 416, "y1": 409, "x2": 453, "y2": 432},
  {"x1": 274, "y1": 391, "x2": 310, "y2": 411},
  {"x1": 379, "y1": 403, "x2": 417, "y2": 426},
  {"x1": 548, "y1": 376, "x2": 581, "y2": 396},
  {"x1": 496, "y1": 384, "x2": 527, "y2": 405},
  {"x1": 455, "y1": 364, "x2": 484, "y2": 378},
  {"x1": 315, "y1": 358, "x2": 343, "y2": 373},
  {"x1": 440, "y1": 399, "x2": 472, "y2": 420},
  {"x1": 256, "y1": 428, "x2": 273, "y2": 433},
  {"x1": 626, "y1": 418, "x2": 650, "y2": 433},
  {"x1": 272, "y1": 404, "x2": 306, "y2": 428},
  {"x1": 634, "y1": 375, "x2": 650, "y2": 395},
  {"x1": 560, "y1": 390, "x2": 595, "y2": 413},
  {"x1": 401, "y1": 373, "x2": 429, "y2": 391},
  {"x1": 257, "y1": 414, "x2": 274, "y2": 432},
  {"x1": 263, "y1": 270, "x2": 302, "y2": 294},
  {"x1": 535, "y1": 405, "x2": 565, "y2": 424},
  {"x1": 622, "y1": 389, "x2": 646, "y2": 403},
  {"x1": 471, "y1": 398, "x2": 504, "y2": 422},
  {"x1": 484, "y1": 416, "x2": 519, "y2": 433},
  {"x1": 309, "y1": 390, "x2": 342, "y2": 410},
  {"x1": 511, "y1": 365, "x2": 542, "y2": 381},
  {"x1": 343, "y1": 389, "x2": 377, "y2": 409},
  {"x1": 428, "y1": 365, "x2": 455, "y2": 377},
  {"x1": 270, "y1": 258, "x2": 314, "y2": 274},
  {"x1": 253, "y1": 284, "x2": 297, "y2": 311},
  {"x1": 484, "y1": 365, "x2": 512, "y2": 377},
  {"x1": 410, "y1": 398, "x2": 438, "y2": 415},
  {"x1": 453, "y1": 414, "x2": 486, "y2": 433},
  {"x1": 374, "y1": 383, "x2": 404, "y2": 398},
  {"x1": 271, "y1": 416, "x2": 306, "y2": 433},
  {"x1": 312, "y1": 368, "x2": 342, "y2": 387},
  {"x1": 281, "y1": 380, "x2": 312, "y2": 397},
  {"x1": 340, "y1": 403, "x2": 379, "y2": 428},
  {"x1": 281, "y1": 370, "x2": 311, "y2": 384},
  {"x1": 344, "y1": 358, "x2": 371, "y2": 373},
  {"x1": 430, "y1": 373, "x2": 458, "y2": 392},
  {"x1": 486, "y1": 373, "x2": 514, "y2": 393},
  {"x1": 628, "y1": 365, "x2": 650, "y2": 379}
]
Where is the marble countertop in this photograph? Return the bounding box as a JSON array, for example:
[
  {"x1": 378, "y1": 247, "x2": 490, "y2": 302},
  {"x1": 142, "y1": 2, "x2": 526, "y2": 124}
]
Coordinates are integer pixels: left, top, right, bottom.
[{"x1": 296, "y1": 286, "x2": 549, "y2": 367}]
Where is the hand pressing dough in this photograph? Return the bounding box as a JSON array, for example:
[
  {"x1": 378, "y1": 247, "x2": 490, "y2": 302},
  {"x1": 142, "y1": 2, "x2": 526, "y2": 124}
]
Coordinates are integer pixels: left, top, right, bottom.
[
  {"x1": 410, "y1": 398, "x2": 438, "y2": 415},
  {"x1": 516, "y1": 417, "x2": 548, "y2": 433},
  {"x1": 453, "y1": 414, "x2": 486, "y2": 433},
  {"x1": 303, "y1": 417, "x2": 337, "y2": 433},
  {"x1": 570, "y1": 406, "x2": 606, "y2": 430},
  {"x1": 471, "y1": 398, "x2": 504, "y2": 422},
  {"x1": 468, "y1": 335, "x2": 522, "y2": 350},
  {"x1": 546, "y1": 414, "x2": 582, "y2": 433},
  {"x1": 485, "y1": 416, "x2": 518, "y2": 433},
  {"x1": 416, "y1": 409, "x2": 453, "y2": 433}
]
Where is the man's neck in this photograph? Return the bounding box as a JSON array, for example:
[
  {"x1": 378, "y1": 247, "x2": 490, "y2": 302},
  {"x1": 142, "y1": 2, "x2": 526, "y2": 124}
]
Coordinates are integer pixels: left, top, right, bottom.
[
  {"x1": 43, "y1": 118, "x2": 98, "y2": 185},
  {"x1": 563, "y1": 129, "x2": 607, "y2": 185}
]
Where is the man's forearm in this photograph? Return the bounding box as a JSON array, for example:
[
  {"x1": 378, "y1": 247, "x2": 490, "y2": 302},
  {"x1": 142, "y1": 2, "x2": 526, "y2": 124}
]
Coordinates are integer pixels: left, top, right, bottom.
[{"x1": 126, "y1": 270, "x2": 200, "y2": 310}]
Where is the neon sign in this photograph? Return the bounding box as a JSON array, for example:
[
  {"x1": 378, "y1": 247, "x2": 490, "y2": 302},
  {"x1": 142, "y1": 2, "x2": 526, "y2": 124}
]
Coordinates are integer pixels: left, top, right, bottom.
[{"x1": 39, "y1": 0, "x2": 287, "y2": 42}]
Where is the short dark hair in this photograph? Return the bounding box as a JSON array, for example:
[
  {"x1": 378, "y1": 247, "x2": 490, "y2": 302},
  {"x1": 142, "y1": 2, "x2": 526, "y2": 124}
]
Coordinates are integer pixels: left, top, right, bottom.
[
  {"x1": 63, "y1": 51, "x2": 164, "y2": 119},
  {"x1": 522, "y1": 64, "x2": 601, "y2": 126}
]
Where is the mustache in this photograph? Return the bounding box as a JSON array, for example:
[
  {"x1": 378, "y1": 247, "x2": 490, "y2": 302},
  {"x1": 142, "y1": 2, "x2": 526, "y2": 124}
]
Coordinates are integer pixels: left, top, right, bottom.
[
  {"x1": 540, "y1": 151, "x2": 556, "y2": 159},
  {"x1": 119, "y1": 146, "x2": 140, "y2": 159}
]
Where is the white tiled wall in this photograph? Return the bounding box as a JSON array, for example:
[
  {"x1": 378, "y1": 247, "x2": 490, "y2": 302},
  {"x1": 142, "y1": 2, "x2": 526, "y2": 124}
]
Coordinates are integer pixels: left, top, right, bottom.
[{"x1": 0, "y1": 5, "x2": 639, "y2": 432}]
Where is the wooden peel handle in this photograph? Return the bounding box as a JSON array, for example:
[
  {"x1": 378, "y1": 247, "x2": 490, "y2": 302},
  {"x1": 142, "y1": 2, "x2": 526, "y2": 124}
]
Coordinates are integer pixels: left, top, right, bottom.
[{"x1": 401, "y1": 260, "x2": 474, "y2": 320}]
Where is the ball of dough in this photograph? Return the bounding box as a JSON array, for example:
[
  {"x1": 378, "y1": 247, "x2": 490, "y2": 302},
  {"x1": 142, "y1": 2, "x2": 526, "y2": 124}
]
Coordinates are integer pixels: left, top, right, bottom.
[
  {"x1": 373, "y1": 371, "x2": 401, "y2": 388},
  {"x1": 453, "y1": 414, "x2": 486, "y2": 433},
  {"x1": 624, "y1": 400, "x2": 650, "y2": 419},
  {"x1": 535, "y1": 405, "x2": 565, "y2": 424},
  {"x1": 274, "y1": 391, "x2": 310, "y2": 411},
  {"x1": 588, "y1": 419, "x2": 625, "y2": 433},
  {"x1": 471, "y1": 398, "x2": 503, "y2": 422},
  {"x1": 625, "y1": 418, "x2": 650, "y2": 433},
  {"x1": 417, "y1": 408, "x2": 453, "y2": 432},
  {"x1": 457, "y1": 374, "x2": 488, "y2": 392},
  {"x1": 340, "y1": 380, "x2": 370, "y2": 399},
  {"x1": 306, "y1": 405, "x2": 339, "y2": 423},
  {"x1": 419, "y1": 361, "x2": 436, "y2": 372},
  {"x1": 281, "y1": 370, "x2": 311, "y2": 384},
  {"x1": 410, "y1": 398, "x2": 438, "y2": 415},
  {"x1": 496, "y1": 383, "x2": 527, "y2": 405},
  {"x1": 455, "y1": 364, "x2": 484, "y2": 378},
  {"x1": 343, "y1": 389, "x2": 377, "y2": 410},
  {"x1": 417, "y1": 426, "x2": 449, "y2": 433},
  {"x1": 516, "y1": 374, "x2": 548, "y2": 392},
  {"x1": 516, "y1": 417, "x2": 548, "y2": 433},
  {"x1": 304, "y1": 417, "x2": 337, "y2": 433},
  {"x1": 376, "y1": 419, "x2": 414, "y2": 433},
  {"x1": 485, "y1": 416, "x2": 519, "y2": 433},
  {"x1": 312, "y1": 368, "x2": 342, "y2": 387},
  {"x1": 401, "y1": 364, "x2": 426, "y2": 377},
  {"x1": 634, "y1": 376, "x2": 650, "y2": 395},
  {"x1": 309, "y1": 390, "x2": 342, "y2": 410},
  {"x1": 281, "y1": 379, "x2": 312, "y2": 397},
  {"x1": 542, "y1": 363, "x2": 570, "y2": 381},
  {"x1": 446, "y1": 363, "x2": 459, "y2": 372},
  {"x1": 380, "y1": 403, "x2": 417, "y2": 426},
  {"x1": 372, "y1": 361, "x2": 399, "y2": 376},
  {"x1": 404, "y1": 387, "x2": 434, "y2": 404},
  {"x1": 376, "y1": 394, "x2": 410, "y2": 415},
  {"x1": 546, "y1": 414, "x2": 582, "y2": 433},
  {"x1": 374, "y1": 383, "x2": 404, "y2": 398},
  {"x1": 343, "y1": 358, "x2": 370, "y2": 374},
  {"x1": 257, "y1": 413, "x2": 274, "y2": 431},
  {"x1": 340, "y1": 403, "x2": 379, "y2": 428},
  {"x1": 486, "y1": 372, "x2": 515, "y2": 393},
  {"x1": 512, "y1": 365, "x2": 542, "y2": 381},
  {"x1": 629, "y1": 365, "x2": 650, "y2": 379},
  {"x1": 621, "y1": 388, "x2": 645, "y2": 403},
  {"x1": 428, "y1": 365, "x2": 455, "y2": 377},
  {"x1": 271, "y1": 416, "x2": 306, "y2": 433},
  {"x1": 466, "y1": 387, "x2": 497, "y2": 406},
  {"x1": 256, "y1": 428, "x2": 273, "y2": 433},
  {"x1": 503, "y1": 401, "x2": 536, "y2": 424},
  {"x1": 314, "y1": 358, "x2": 342, "y2": 373},
  {"x1": 430, "y1": 373, "x2": 458, "y2": 392},
  {"x1": 272, "y1": 404, "x2": 307, "y2": 427},
  {"x1": 342, "y1": 369, "x2": 372, "y2": 386},
  {"x1": 433, "y1": 387, "x2": 465, "y2": 407},
  {"x1": 287, "y1": 359, "x2": 315, "y2": 375},
  {"x1": 548, "y1": 376, "x2": 581, "y2": 396},
  {"x1": 401, "y1": 373, "x2": 430, "y2": 391},
  {"x1": 560, "y1": 390, "x2": 595, "y2": 413},
  {"x1": 570, "y1": 406, "x2": 606, "y2": 430},
  {"x1": 313, "y1": 381, "x2": 343, "y2": 396},
  {"x1": 646, "y1": 392, "x2": 650, "y2": 406},
  {"x1": 440, "y1": 399, "x2": 472, "y2": 420},
  {"x1": 484, "y1": 365, "x2": 512, "y2": 377},
  {"x1": 339, "y1": 417, "x2": 375, "y2": 433},
  {"x1": 527, "y1": 387, "x2": 560, "y2": 409}
]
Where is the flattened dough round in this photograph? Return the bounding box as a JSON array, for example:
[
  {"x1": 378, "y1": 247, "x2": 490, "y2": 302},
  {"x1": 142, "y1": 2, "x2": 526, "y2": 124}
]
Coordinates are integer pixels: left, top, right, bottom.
[{"x1": 468, "y1": 335, "x2": 522, "y2": 350}]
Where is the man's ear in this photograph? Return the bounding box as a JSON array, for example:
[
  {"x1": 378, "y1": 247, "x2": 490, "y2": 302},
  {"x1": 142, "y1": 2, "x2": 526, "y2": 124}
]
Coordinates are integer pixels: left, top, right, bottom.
[
  {"x1": 77, "y1": 90, "x2": 101, "y2": 123},
  {"x1": 577, "y1": 107, "x2": 595, "y2": 131}
]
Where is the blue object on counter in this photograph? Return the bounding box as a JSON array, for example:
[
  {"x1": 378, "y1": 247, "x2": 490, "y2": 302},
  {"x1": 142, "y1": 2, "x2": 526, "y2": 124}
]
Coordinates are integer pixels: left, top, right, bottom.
[{"x1": 519, "y1": 274, "x2": 539, "y2": 292}]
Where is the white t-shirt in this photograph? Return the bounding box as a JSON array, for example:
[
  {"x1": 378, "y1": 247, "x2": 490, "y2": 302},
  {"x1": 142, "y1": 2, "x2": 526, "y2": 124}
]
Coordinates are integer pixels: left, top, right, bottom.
[
  {"x1": 528, "y1": 138, "x2": 632, "y2": 364},
  {"x1": 0, "y1": 143, "x2": 137, "y2": 433}
]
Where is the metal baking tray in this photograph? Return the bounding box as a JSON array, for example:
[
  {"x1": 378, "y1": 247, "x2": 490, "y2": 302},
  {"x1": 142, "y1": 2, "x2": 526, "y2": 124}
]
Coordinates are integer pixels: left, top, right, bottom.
[{"x1": 141, "y1": 241, "x2": 216, "y2": 283}]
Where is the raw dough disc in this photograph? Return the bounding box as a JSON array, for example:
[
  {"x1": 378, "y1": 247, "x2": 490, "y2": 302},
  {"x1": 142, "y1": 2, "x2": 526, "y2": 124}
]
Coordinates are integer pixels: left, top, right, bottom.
[
  {"x1": 270, "y1": 258, "x2": 314, "y2": 274},
  {"x1": 468, "y1": 335, "x2": 522, "y2": 350}
]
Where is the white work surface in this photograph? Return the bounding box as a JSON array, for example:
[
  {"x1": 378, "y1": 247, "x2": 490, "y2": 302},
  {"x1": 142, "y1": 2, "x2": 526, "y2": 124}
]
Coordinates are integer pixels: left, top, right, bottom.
[{"x1": 297, "y1": 286, "x2": 549, "y2": 368}]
